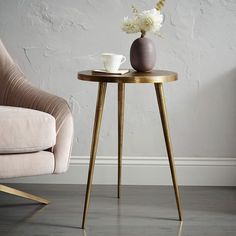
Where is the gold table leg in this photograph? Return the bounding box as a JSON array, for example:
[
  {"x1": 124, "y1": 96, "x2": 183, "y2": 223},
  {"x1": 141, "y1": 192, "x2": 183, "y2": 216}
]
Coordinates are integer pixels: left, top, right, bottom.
[
  {"x1": 0, "y1": 184, "x2": 49, "y2": 204},
  {"x1": 154, "y1": 83, "x2": 183, "y2": 221},
  {"x1": 82, "y1": 82, "x2": 107, "y2": 229},
  {"x1": 117, "y1": 83, "x2": 125, "y2": 198}
]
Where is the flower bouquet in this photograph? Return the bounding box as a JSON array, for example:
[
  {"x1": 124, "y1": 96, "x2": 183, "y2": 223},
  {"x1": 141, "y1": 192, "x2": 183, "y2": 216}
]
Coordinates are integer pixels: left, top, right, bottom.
[{"x1": 121, "y1": 0, "x2": 165, "y2": 72}]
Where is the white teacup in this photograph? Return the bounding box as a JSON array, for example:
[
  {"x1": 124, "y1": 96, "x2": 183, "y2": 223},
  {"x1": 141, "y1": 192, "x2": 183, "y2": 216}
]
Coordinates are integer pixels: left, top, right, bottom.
[{"x1": 102, "y1": 53, "x2": 126, "y2": 73}]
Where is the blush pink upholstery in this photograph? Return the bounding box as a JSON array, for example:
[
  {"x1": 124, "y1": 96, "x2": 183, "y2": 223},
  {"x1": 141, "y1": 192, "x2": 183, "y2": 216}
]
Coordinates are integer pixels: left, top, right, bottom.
[
  {"x1": 0, "y1": 39, "x2": 73, "y2": 178},
  {"x1": 0, "y1": 106, "x2": 56, "y2": 154},
  {"x1": 0, "y1": 152, "x2": 54, "y2": 179}
]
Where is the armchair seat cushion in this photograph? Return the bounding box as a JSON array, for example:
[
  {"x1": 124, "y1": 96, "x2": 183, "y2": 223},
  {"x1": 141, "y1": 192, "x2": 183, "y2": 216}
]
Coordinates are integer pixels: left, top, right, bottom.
[{"x1": 0, "y1": 106, "x2": 56, "y2": 154}]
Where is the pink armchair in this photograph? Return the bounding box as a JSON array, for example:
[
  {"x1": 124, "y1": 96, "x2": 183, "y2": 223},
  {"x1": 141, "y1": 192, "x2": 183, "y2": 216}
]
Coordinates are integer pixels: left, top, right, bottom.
[{"x1": 0, "y1": 40, "x2": 73, "y2": 204}]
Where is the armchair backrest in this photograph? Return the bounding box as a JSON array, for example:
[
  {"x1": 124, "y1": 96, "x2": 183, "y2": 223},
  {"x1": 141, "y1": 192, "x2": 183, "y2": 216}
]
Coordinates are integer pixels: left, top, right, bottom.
[
  {"x1": 0, "y1": 39, "x2": 14, "y2": 77},
  {"x1": 0, "y1": 40, "x2": 23, "y2": 106}
]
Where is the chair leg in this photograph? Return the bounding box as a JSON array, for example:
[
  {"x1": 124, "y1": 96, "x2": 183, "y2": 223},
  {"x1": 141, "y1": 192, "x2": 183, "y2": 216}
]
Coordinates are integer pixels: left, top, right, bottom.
[{"x1": 0, "y1": 184, "x2": 49, "y2": 205}]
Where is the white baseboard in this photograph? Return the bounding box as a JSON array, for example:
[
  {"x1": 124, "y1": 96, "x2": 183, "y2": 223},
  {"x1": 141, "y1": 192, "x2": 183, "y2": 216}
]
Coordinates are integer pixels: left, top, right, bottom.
[{"x1": 2, "y1": 156, "x2": 236, "y2": 186}]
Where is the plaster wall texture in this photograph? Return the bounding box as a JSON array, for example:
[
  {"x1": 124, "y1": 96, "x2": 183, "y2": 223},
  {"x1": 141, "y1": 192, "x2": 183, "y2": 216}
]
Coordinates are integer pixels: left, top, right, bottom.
[{"x1": 0, "y1": 0, "x2": 235, "y2": 159}]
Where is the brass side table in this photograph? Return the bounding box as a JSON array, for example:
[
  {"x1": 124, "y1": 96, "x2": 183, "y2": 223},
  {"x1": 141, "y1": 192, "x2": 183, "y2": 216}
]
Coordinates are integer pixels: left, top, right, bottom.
[{"x1": 78, "y1": 70, "x2": 183, "y2": 228}]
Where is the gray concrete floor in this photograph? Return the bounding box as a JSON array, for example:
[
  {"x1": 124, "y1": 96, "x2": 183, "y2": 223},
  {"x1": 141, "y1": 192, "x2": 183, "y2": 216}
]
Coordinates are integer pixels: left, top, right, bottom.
[{"x1": 0, "y1": 184, "x2": 235, "y2": 236}]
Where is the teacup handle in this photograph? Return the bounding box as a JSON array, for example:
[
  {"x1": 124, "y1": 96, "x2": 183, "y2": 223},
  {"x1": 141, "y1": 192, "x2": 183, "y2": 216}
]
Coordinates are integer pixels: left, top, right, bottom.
[{"x1": 120, "y1": 56, "x2": 126, "y2": 64}]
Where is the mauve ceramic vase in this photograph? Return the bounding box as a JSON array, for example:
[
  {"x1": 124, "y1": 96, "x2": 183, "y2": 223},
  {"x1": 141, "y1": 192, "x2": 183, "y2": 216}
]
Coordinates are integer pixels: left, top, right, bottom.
[{"x1": 130, "y1": 37, "x2": 156, "y2": 72}]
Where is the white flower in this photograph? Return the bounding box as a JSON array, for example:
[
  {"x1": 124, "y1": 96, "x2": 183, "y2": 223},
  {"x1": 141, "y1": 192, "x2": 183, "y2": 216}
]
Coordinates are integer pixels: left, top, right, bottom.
[
  {"x1": 138, "y1": 8, "x2": 163, "y2": 33},
  {"x1": 121, "y1": 8, "x2": 164, "y2": 36},
  {"x1": 122, "y1": 17, "x2": 140, "y2": 34}
]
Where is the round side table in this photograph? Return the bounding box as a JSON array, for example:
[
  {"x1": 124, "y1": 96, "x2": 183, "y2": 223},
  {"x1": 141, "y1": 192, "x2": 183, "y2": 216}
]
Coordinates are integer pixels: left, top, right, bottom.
[{"x1": 77, "y1": 70, "x2": 182, "y2": 228}]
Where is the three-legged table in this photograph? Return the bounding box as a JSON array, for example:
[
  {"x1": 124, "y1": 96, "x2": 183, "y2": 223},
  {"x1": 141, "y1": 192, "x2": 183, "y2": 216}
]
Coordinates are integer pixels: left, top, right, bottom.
[{"x1": 78, "y1": 70, "x2": 183, "y2": 228}]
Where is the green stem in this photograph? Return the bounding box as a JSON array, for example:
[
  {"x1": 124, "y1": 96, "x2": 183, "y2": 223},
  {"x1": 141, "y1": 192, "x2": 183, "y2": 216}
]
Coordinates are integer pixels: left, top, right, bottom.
[{"x1": 141, "y1": 30, "x2": 146, "y2": 38}]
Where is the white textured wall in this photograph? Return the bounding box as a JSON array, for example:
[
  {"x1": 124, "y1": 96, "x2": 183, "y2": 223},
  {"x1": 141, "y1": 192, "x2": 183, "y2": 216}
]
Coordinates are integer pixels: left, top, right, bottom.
[{"x1": 0, "y1": 0, "x2": 236, "y2": 159}]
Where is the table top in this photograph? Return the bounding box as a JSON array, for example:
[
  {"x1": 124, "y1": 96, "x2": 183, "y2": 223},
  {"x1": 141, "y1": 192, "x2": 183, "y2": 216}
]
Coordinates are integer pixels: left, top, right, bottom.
[{"x1": 78, "y1": 70, "x2": 177, "y2": 83}]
